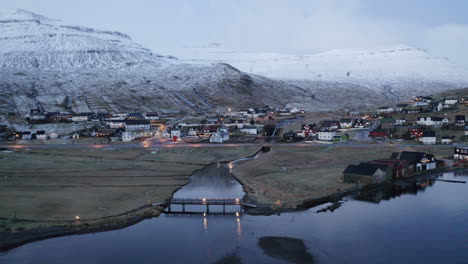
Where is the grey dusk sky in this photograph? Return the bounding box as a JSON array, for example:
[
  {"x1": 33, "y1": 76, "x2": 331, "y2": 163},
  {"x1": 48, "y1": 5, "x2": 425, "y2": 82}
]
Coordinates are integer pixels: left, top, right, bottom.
[{"x1": 2, "y1": 0, "x2": 468, "y2": 66}]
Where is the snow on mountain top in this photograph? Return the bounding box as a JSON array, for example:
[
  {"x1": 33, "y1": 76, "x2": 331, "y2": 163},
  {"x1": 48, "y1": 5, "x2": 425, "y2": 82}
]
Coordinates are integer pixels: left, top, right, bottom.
[
  {"x1": 176, "y1": 43, "x2": 468, "y2": 85},
  {"x1": 0, "y1": 8, "x2": 54, "y2": 22},
  {"x1": 0, "y1": 9, "x2": 174, "y2": 69}
]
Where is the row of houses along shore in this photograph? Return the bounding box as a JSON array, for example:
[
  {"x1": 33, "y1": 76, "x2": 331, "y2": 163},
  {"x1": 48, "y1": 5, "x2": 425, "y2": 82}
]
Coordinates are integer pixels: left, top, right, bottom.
[
  {"x1": 5, "y1": 106, "x2": 304, "y2": 142},
  {"x1": 343, "y1": 147, "x2": 468, "y2": 184}
]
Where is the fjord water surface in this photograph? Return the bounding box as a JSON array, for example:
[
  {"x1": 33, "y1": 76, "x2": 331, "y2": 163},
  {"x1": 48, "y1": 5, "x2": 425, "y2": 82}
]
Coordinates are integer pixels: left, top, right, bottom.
[{"x1": 1, "y1": 165, "x2": 466, "y2": 264}]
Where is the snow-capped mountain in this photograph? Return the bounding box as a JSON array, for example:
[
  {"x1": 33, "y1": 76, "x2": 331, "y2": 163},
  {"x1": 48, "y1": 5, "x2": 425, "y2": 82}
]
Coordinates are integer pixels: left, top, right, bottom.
[
  {"x1": 0, "y1": 9, "x2": 319, "y2": 115},
  {"x1": 176, "y1": 43, "x2": 468, "y2": 103}
]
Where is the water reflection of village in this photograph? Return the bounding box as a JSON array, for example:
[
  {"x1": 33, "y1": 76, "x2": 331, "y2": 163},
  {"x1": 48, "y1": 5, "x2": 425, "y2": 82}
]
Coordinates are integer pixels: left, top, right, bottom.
[{"x1": 355, "y1": 176, "x2": 439, "y2": 204}]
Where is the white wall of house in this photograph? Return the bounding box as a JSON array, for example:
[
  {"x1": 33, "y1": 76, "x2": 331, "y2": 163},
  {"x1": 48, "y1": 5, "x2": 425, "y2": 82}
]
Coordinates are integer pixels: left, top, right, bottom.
[
  {"x1": 122, "y1": 132, "x2": 134, "y2": 142},
  {"x1": 171, "y1": 130, "x2": 181, "y2": 138},
  {"x1": 72, "y1": 116, "x2": 88, "y2": 122},
  {"x1": 318, "y1": 131, "x2": 336, "y2": 141},
  {"x1": 441, "y1": 138, "x2": 452, "y2": 144},
  {"x1": 36, "y1": 134, "x2": 47, "y2": 140},
  {"x1": 240, "y1": 128, "x2": 257, "y2": 135},
  {"x1": 420, "y1": 136, "x2": 436, "y2": 145},
  {"x1": 210, "y1": 132, "x2": 223, "y2": 143},
  {"x1": 126, "y1": 124, "x2": 150, "y2": 131}
]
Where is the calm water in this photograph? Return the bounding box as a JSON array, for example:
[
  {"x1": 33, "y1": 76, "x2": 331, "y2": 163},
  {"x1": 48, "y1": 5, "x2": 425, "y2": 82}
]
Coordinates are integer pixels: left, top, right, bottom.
[{"x1": 1, "y1": 165, "x2": 467, "y2": 264}]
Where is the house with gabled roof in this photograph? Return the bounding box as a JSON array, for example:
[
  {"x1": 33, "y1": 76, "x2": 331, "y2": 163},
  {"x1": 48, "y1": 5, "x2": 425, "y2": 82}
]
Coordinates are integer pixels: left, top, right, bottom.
[
  {"x1": 343, "y1": 164, "x2": 387, "y2": 183},
  {"x1": 391, "y1": 151, "x2": 437, "y2": 172}
]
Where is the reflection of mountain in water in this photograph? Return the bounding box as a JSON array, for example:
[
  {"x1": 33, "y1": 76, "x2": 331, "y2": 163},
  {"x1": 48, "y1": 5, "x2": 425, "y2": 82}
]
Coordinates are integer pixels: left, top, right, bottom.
[
  {"x1": 355, "y1": 178, "x2": 437, "y2": 204},
  {"x1": 258, "y1": 236, "x2": 315, "y2": 264}
]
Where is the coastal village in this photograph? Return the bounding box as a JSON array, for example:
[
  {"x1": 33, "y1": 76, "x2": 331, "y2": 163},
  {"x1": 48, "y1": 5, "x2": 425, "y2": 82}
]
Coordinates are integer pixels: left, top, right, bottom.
[
  {"x1": 1, "y1": 92, "x2": 466, "y2": 187},
  {"x1": 0, "y1": 92, "x2": 466, "y2": 145}
]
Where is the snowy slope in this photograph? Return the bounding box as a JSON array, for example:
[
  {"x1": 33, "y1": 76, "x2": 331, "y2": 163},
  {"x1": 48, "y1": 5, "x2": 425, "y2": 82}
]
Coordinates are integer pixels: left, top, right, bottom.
[
  {"x1": 178, "y1": 43, "x2": 468, "y2": 83},
  {"x1": 0, "y1": 9, "x2": 321, "y2": 115},
  {"x1": 176, "y1": 43, "x2": 468, "y2": 102},
  {"x1": 0, "y1": 9, "x2": 172, "y2": 69}
]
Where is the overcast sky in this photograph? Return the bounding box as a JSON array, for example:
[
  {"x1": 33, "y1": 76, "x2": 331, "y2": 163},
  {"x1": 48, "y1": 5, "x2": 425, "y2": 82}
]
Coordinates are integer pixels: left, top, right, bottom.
[{"x1": 2, "y1": 0, "x2": 468, "y2": 66}]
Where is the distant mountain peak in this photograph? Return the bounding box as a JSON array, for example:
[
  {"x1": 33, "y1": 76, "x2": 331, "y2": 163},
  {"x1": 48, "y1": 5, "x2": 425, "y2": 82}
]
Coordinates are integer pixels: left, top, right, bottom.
[
  {"x1": 0, "y1": 9, "x2": 168, "y2": 70},
  {"x1": 0, "y1": 8, "x2": 55, "y2": 23}
]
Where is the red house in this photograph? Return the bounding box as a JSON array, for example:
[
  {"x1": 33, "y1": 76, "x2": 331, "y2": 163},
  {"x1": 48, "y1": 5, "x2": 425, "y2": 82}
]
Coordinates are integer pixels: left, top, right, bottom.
[
  {"x1": 301, "y1": 124, "x2": 316, "y2": 137},
  {"x1": 408, "y1": 126, "x2": 423, "y2": 138}
]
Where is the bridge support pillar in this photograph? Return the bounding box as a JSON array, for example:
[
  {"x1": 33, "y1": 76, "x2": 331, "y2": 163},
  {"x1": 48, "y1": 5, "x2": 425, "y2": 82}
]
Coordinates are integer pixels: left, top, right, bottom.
[
  {"x1": 182, "y1": 203, "x2": 185, "y2": 213},
  {"x1": 206, "y1": 204, "x2": 209, "y2": 214}
]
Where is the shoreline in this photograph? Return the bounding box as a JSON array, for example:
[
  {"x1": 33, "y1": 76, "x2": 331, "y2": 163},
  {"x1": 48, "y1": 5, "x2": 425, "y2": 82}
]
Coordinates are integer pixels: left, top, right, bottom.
[
  {"x1": 1, "y1": 146, "x2": 464, "y2": 251},
  {"x1": 235, "y1": 166, "x2": 466, "y2": 215},
  {"x1": 0, "y1": 148, "x2": 263, "y2": 252}
]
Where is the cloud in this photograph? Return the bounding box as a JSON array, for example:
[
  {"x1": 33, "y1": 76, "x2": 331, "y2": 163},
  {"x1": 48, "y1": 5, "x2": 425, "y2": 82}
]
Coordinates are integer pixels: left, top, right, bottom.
[{"x1": 422, "y1": 24, "x2": 468, "y2": 66}]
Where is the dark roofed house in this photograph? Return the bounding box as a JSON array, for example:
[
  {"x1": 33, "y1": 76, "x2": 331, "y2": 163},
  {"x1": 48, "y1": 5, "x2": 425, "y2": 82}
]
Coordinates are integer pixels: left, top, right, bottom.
[
  {"x1": 320, "y1": 120, "x2": 340, "y2": 130},
  {"x1": 125, "y1": 120, "x2": 151, "y2": 131},
  {"x1": 36, "y1": 130, "x2": 47, "y2": 140},
  {"x1": 455, "y1": 115, "x2": 465, "y2": 127},
  {"x1": 381, "y1": 117, "x2": 396, "y2": 130},
  {"x1": 145, "y1": 112, "x2": 160, "y2": 121},
  {"x1": 393, "y1": 151, "x2": 437, "y2": 172},
  {"x1": 454, "y1": 147, "x2": 468, "y2": 161},
  {"x1": 343, "y1": 164, "x2": 387, "y2": 184},
  {"x1": 283, "y1": 131, "x2": 298, "y2": 142},
  {"x1": 126, "y1": 113, "x2": 145, "y2": 120}
]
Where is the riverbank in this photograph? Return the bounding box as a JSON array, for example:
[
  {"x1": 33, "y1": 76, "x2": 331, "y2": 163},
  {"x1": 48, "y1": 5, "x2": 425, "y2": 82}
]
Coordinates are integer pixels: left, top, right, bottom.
[
  {"x1": 0, "y1": 146, "x2": 260, "y2": 250},
  {"x1": 232, "y1": 145, "x2": 455, "y2": 213}
]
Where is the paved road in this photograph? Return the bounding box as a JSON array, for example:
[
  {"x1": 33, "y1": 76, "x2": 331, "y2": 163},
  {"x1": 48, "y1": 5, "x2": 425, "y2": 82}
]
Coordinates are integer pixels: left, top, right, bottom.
[{"x1": 0, "y1": 141, "x2": 460, "y2": 150}]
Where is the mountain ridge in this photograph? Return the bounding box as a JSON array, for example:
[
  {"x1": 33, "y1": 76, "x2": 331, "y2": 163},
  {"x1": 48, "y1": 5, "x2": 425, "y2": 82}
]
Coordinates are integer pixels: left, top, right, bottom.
[{"x1": 0, "y1": 9, "x2": 321, "y2": 115}]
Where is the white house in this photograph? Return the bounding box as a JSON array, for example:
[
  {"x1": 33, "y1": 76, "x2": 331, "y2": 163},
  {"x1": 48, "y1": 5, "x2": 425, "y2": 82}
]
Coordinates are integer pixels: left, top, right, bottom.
[
  {"x1": 339, "y1": 119, "x2": 353, "y2": 129},
  {"x1": 121, "y1": 131, "x2": 134, "y2": 142},
  {"x1": 239, "y1": 126, "x2": 258, "y2": 135},
  {"x1": 49, "y1": 132, "x2": 59, "y2": 139},
  {"x1": 21, "y1": 131, "x2": 32, "y2": 140},
  {"x1": 444, "y1": 98, "x2": 458, "y2": 105},
  {"x1": 71, "y1": 114, "x2": 88, "y2": 122},
  {"x1": 144, "y1": 112, "x2": 160, "y2": 121},
  {"x1": 72, "y1": 133, "x2": 80, "y2": 139},
  {"x1": 277, "y1": 109, "x2": 292, "y2": 116},
  {"x1": 170, "y1": 128, "x2": 181, "y2": 138},
  {"x1": 395, "y1": 118, "x2": 406, "y2": 125},
  {"x1": 30, "y1": 113, "x2": 46, "y2": 121},
  {"x1": 441, "y1": 136, "x2": 452, "y2": 145},
  {"x1": 420, "y1": 131, "x2": 436, "y2": 145},
  {"x1": 36, "y1": 130, "x2": 47, "y2": 140},
  {"x1": 209, "y1": 130, "x2": 229, "y2": 143},
  {"x1": 187, "y1": 128, "x2": 198, "y2": 137},
  {"x1": 411, "y1": 102, "x2": 429, "y2": 107},
  {"x1": 318, "y1": 130, "x2": 337, "y2": 141},
  {"x1": 416, "y1": 117, "x2": 449, "y2": 127},
  {"x1": 107, "y1": 121, "x2": 125, "y2": 128},
  {"x1": 377, "y1": 107, "x2": 394, "y2": 113},
  {"x1": 431, "y1": 102, "x2": 443, "y2": 112}
]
